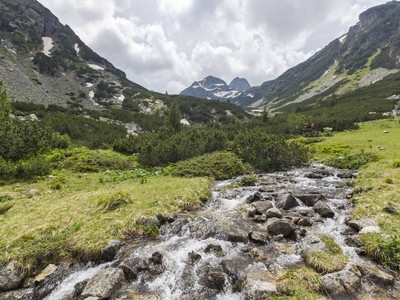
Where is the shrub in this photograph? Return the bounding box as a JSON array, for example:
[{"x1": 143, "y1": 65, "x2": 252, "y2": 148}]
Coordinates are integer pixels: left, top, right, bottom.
[
  {"x1": 0, "y1": 157, "x2": 16, "y2": 179},
  {"x1": 0, "y1": 194, "x2": 13, "y2": 202},
  {"x1": 325, "y1": 150, "x2": 377, "y2": 169},
  {"x1": 97, "y1": 192, "x2": 131, "y2": 211},
  {"x1": 171, "y1": 151, "x2": 250, "y2": 180},
  {"x1": 392, "y1": 160, "x2": 400, "y2": 168},
  {"x1": 237, "y1": 175, "x2": 257, "y2": 186},
  {"x1": 384, "y1": 178, "x2": 394, "y2": 184},
  {"x1": 15, "y1": 156, "x2": 51, "y2": 178},
  {"x1": 233, "y1": 129, "x2": 310, "y2": 171},
  {"x1": 361, "y1": 233, "x2": 400, "y2": 269}
]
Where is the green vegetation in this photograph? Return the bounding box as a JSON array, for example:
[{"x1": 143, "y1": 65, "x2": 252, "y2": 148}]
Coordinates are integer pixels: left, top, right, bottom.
[
  {"x1": 305, "y1": 236, "x2": 348, "y2": 274},
  {"x1": 0, "y1": 171, "x2": 212, "y2": 272},
  {"x1": 314, "y1": 117, "x2": 400, "y2": 269},
  {"x1": 171, "y1": 151, "x2": 250, "y2": 180},
  {"x1": 274, "y1": 267, "x2": 324, "y2": 300}
]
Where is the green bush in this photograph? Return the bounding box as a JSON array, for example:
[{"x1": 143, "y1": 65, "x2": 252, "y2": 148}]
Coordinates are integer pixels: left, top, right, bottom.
[
  {"x1": 392, "y1": 160, "x2": 400, "y2": 168},
  {"x1": 361, "y1": 233, "x2": 400, "y2": 269},
  {"x1": 49, "y1": 147, "x2": 136, "y2": 173},
  {"x1": 237, "y1": 175, "x2": 257, "y2": 186},
  {"x1": 233, "y1": 129, "x2": 310, "y2": 171},
  {"x1": 325, "y1": 150, "x2": 377, "y2": 169},
  {"x1": 0, "y1": 158, "x2": 16, "y2": 179},
  {"x1": 171, "y1": 151, "x2": 250, "y2": 180},
  {"x1": 16, "y1": 156, "x2": 51, "y2": 178},
  {"x1": 0, "y1": 194, "x2": 13, "y2": 202}
]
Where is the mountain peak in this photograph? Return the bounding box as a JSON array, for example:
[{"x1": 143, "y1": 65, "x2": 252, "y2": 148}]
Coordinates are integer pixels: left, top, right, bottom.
[{"x1": 229, "y1": 77, "x2": 251, "y2": 92}]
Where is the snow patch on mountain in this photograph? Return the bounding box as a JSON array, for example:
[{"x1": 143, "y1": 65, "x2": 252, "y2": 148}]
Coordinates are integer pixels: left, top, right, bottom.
[{"x1": 42, "y1": 37, "x2": 53, "y2": 57}]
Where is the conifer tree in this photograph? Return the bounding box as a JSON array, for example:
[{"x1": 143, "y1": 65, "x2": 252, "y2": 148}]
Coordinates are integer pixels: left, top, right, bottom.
[{"x1": 167, "y1": 100, "x2": 182, "y2": 131}]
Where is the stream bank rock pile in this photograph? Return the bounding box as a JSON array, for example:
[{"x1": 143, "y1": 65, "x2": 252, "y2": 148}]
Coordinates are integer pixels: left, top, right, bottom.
[{"x1": 0, "y1": 166, "x2": 398, "y2": 300}]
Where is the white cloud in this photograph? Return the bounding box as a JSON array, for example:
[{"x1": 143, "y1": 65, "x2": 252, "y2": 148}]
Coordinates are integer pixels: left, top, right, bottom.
[{"x1": 38, "y1": 0, "x2": 391, "y2": 94}]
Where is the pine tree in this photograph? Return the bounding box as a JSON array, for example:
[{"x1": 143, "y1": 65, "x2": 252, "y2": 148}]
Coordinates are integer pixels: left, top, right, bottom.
[
  {"x1": 167, "y1": 100, "x2": 182, "y2": 131},
  {"x1": 0, "y1": 81, "x2": 11, "y2": 124}
]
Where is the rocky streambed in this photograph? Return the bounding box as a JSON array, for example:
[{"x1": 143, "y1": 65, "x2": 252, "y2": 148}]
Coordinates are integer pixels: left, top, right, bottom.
[{"x1": 1, "y1": 165, "x2": 399, "y2": 299}]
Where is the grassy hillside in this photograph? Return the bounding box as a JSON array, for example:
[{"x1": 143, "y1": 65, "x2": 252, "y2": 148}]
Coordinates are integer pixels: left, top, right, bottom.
[
  {"x1": 314, "y1": 118, "x2": 400, "y2": 268},
  {"x1": 0, "y1": 165, "x2": 212, "y2": 272}
]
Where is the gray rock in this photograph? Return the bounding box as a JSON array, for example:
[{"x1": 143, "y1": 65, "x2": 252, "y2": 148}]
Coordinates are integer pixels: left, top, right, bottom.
[
  {"x1": 337, "y1": 172, "x2": 356, "y2": 179},
  {"x1": 188, "y1": 251, "x2": 202, "y2": 264},
  {"x1": 0, "y1": 261, "x2": 26, "y2": 292},
  {"x1": 246, "y1": 192, "x2": 263, "y2": 203},
  {"x1": 118, "y1": 258, "x2": 141, "y2": 281},
  {"x1": 266, "y1": 218, "x2": 296, "y2": 237},
  {"x1": 313, "y1": 200, "x2": 334, "y2": 218},
  {"x1": 347, "y1": 219, "x2": 376, "y2": 232},
  {"x1": 357, "y1": 265, "x2": 395, "y2": 286},
  {"x1": 295, "y1": 193, "x2": 327, "y2": 206},
  {"x1": 276, "y1": 193, "x2": 298, "y2": 210},
  {"x1": 33, "y1": 264, "x2": 58, "y2": 284},
  {"x1": 298, "y1": 217, "x2": 313, "y2": 227},
  {"x1": 249, "y1": 231, "x2": 270, "y2": 244},
  {"x1": 383, "y1": 205, "x2": 397, "y2": 214},
  {"x1": 266, "y1": 207, "x2": 282, "y2": 219},
  {"x1": 244, "y1": 272, "x2": 277, "y2": 299},
  {"x1": 321, "y1": 268, "x2": 361, "y2": 295},
  {"x1": 100, "y1": 240, "x2": 121, "y2": 262},
  {"x1": 203, "y1": 270, "x2": 227, "y2": 291},
  {"x1": 252, "y1": 201, "x2": 273, "y2": 215},
  {"x1": 81, "y1": 268, "x2": 125, "y2": 299},
  {"x1": 205, "y1": 244, "x2": 224, "y2": 256}
]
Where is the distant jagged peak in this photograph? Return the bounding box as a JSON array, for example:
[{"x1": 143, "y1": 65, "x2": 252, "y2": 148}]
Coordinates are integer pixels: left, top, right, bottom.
[{"x1": 229, "y1": 77, "x2": 251, "y2": 92}]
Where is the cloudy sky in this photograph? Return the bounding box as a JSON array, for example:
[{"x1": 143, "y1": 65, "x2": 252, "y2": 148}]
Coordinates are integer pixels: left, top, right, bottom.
[{"x1": 37, "y1": 0, "x2": 389, "y2": 94}]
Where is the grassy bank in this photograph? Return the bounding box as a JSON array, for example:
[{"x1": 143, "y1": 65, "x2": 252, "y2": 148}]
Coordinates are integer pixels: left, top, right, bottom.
[
  {"x1": 314, "y1": 117, "x2": 400, "y2": 268},
  {"x1": 0, "y1": 170, "x2": 212, "y2": 272}
]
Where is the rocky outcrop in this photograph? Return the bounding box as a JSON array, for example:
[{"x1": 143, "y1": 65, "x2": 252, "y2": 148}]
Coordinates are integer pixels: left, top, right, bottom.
[
  {"x1": 81, "y1": 268, "x2": 126, "y2": 299},
  {"x1": 266, "y1": 218, "x2": 296, "y2": 237},
  {"x1": 0, "y1": 262, "x2": 26, "y2": 292}
]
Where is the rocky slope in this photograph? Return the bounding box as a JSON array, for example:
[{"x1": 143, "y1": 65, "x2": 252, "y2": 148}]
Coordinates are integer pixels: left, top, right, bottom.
[
  {"x1": 241, "y1": 1, "x2": 400, "y2": 112},
  {"x1": 180, "y1": 75, "x2": 253, "y2": 102},
  {"x1": 0, "y1": 0, "x2": 146, "y2": 109}
]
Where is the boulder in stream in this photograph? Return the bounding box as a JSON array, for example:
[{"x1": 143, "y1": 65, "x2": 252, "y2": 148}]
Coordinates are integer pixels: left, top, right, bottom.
[
  {"x1": 266, "y1": 218, "x2": 296, "y2": 237},
  {"x1": 357, "y1": 265, "x2": 395, "y2": 286},
  {"x1": 252, "y1": 201, "x2": 273, "y2": 215},
  {"x1": 313, "y1": 201, "x2": 334, "y2": 218},
  {"x1": 81, "y1": 267, "x2": 126, "y2": 299},
  {"x1": 295, "y1": 193, "x2": 327, "y2": 207},
  {"x1": 321, "y1": 268, "x2": 361, "y2": 295},
  {"x1": 100, "y1": 240, "x2": 122, "y2": 262},
  {"x1": 246, "y1": 192, "x2": 263, "y2": 203},
  {"x1": 249, "y1": 231, "x2": 270, "y2": 244},
  {"x1": 0, "y1": 261, "x2": 26, "y2": 292},
  {"x1": 276, "y1": 193, "x2": 298, "y2": 210},
  {"x1": 188, "y1": 251, "x2": 202, "y2": 264},
  {"x1": 244, "y1": 271, "x2": 277, "y2": 299},
  {"x1": 266, "y1": 207, "x2": 282, "y2": 219}
]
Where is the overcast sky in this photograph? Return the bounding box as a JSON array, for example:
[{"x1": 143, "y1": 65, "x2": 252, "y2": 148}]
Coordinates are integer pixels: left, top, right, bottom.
[{"x1": 37, "y1": 0, "x2": 390, "y2": 94}]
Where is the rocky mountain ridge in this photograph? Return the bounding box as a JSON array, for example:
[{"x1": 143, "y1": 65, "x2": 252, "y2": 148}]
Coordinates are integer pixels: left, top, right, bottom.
[
  {"x1": 238, "y1": 1, "x2": 400, "y2": 112},
  {"x1": 180, "y1": 75, "x2": 253, "y2": 102}
]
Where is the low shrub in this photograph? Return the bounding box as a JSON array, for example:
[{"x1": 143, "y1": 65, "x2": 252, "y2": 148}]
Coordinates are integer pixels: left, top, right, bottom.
[
  {"x1": 325, "y1": 150, "x2": 377, "y2": 169},
  {"x1": 361, "y1": 233, "x2": 400, "y2": 269},
  {"x1": 171, "y1": 151, "x2": 250, "y2": 180},
  {"x1": 233, "y1": 129, "x2": 310, "y2": 171},
  {"x1": 0, "y1": 194, "x2": 13, "y2": 202},
  {"x1": 392, "y1": 160, "x2": 400, "y2": 168},
  {"x1": 15, "y1": 156, "x2": 51, "y2": 178},
  {"x1": 97, "y1": 192, "x2": 131, "y2": 211},
  {"x1": 237, "y1": 175, "x2": 257, "y2": 186}
]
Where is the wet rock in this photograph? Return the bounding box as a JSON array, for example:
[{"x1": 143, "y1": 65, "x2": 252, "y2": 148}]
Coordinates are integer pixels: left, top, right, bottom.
[
  {"x1": 249, "y1": 231, "x2": 270, "y2": 244},
  {"x1": 0, "y1": 261, "x2": 26, "y2": 291},
  {"x1": 337, "y1": 172, "x2": 356, "y2": 179},
  {"x1": 248, "y1": 248, "x2": 268, "y2": 262},
  {"x1": 141, "y1": 217, "x2": 161, "y2": 228},
  {"x1": 247, "y1": 208, "x2": 257, "y2": 218},
  {"x1": 357, "y1": 265, "x2": 395, "y2": 286},
  {"x1": 313, "y1": 201, "x2": 334, "y2": 218},
  {"x1": 252, "y1": 214, "x2": 267, "y2": 223},
  {"x1": 166, "y1": 213, "x2": 177, "y2": 223},
  {"x1": 119, "y1": 258, "x2": 140, "y2": 280},
  {"x1": 304, "y1": 172, "x2": 323, "y2": 179},
  {"x1": 100, "y1": 240, "x2": 121, "y2": 262},
  {"x1": 0, "y1": 288, "x2": 35, "y2": 300},
  {"x1": 221, "y1": 260, "x2": 247, "y2": 292},
  {"x1": 252, "y1": 201, "x2": 273, "y2": 215},
  {"x1": 218, "y1": 223, "x2": 250, "y2": 243},
  {"x1": 74, "y1": 280, "x2": 88, "y2": 295},
  {"x1": 276, "y1": 193, "x2": 298, "y2": 210},
  {"x1": 295, "y1": 193, "x2": 327, "y2": 207},
  {"x1": 266, "y1": 218, "x2": 296, "y2": 237},
  {"x1": 156, "y1": 213, "x2": 167, "y2": 224},
  {"x1": 383, "y1": 205, "x2": 398, "y2": 214},
  {"x1": 300, "y1": 235, "x2": 325, "y2": 258},
  {"x1": 344, "y1": 236, "x2": 362, "y2": 248},
  {"x1": 298, "y1": 217, "x2": 313, "y2": 227},
  {"x1": 150, "y1": 251, "x2": 163, "y2": 265},
  {"x1": 246, "y1": 192, "x2": 263, "y2": 203},
  {"x1": 81, "y1": 267, "x2": 125, "y2": 299},
  {"x1": 188, "y1": 251, "x2": 202, "y2": 264},
  {"x1": 244, "y1": 271, "x2": 277, "y2": 299},
  {"x1": 321, "y1": 268, "x2": 361, "y2": 295},
  {"x1": 347, "y1": 219, "x2": 376, "y2": 232},
  {"x1": 266, "y1": 207, "x2": 282, "y2": 219},
  {"x1": 33, "y1": 264, "x2": 58, "y2": 284},
  {"x1": 205, "y1": 244, "x2": 224, "y2": 256},
  {"x1": 202, "y1": 269, "x2": 227, "y2": 291}
]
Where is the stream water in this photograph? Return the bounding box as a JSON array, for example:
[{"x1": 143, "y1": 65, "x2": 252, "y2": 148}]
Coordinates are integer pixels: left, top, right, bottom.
[{"x1": 4, "y1": 164, "x2": 399, "y2": 300}]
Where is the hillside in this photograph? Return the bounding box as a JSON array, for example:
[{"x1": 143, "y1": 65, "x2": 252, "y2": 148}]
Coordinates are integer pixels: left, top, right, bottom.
[
  {"x1": 241, "y1": 1, "x2": 400, "y2": 114},
  {"x1": 0, "y1": 0, "x2": 249, "y2": 131}
]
